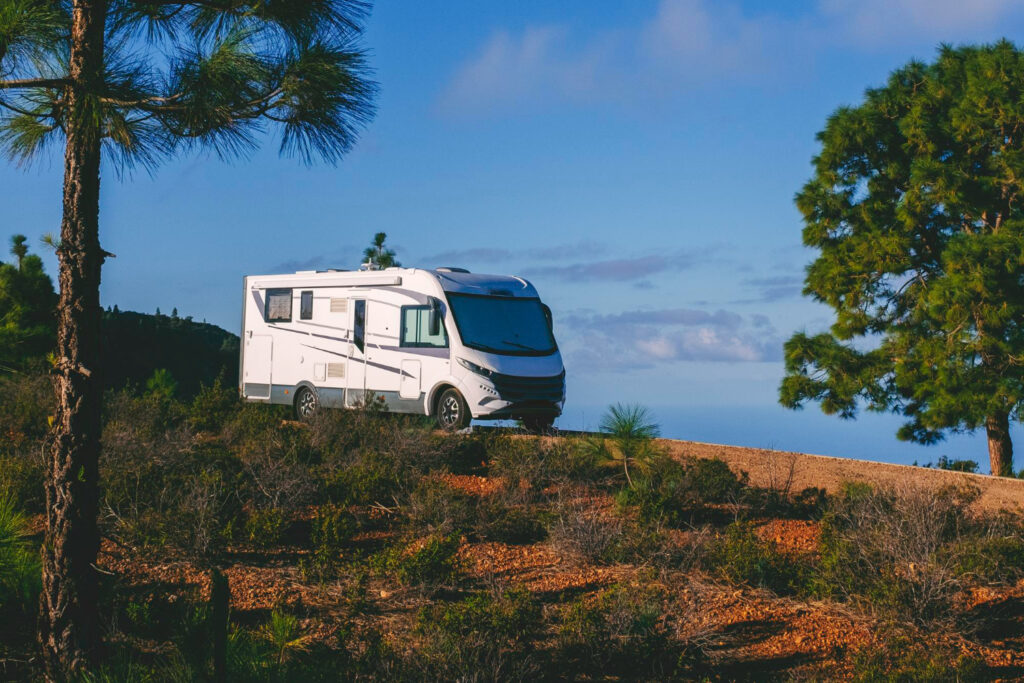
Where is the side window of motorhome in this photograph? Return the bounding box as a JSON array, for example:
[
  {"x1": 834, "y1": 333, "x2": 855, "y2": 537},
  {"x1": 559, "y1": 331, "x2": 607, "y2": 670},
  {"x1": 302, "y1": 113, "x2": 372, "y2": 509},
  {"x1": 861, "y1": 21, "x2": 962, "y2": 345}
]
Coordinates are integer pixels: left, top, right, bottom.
[
  {"x1": 265, "y1": 289, "x2": 292, "y2": 322},
  {"x1": 300, "y1": 291, "x2": 313, "y2": 320},
  {"x1": 401, "y1": 306, "x2": 448, "y2": 348},
  {"x1": 353, "y1": 300, "x2": 366, "y2": 353}
]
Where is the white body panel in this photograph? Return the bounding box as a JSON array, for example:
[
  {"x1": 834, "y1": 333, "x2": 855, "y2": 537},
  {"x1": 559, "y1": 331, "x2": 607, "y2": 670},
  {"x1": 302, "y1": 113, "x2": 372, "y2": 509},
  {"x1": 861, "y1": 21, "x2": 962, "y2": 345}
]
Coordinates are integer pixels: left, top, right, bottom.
[{"x1": 239, "y1": 268, "x2": 566, "y2": 422}]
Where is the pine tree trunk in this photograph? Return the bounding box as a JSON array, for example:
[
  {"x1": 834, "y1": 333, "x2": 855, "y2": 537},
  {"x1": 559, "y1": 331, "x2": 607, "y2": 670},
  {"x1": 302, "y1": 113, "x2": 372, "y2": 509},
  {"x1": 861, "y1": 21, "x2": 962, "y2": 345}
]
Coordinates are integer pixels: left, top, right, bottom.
[
  {"x1": 39, "y1": 1, "x2": 107, "y2": 679},
  {"x1": 986, "y1": 411, "x2": 1014, "y2": 478}
]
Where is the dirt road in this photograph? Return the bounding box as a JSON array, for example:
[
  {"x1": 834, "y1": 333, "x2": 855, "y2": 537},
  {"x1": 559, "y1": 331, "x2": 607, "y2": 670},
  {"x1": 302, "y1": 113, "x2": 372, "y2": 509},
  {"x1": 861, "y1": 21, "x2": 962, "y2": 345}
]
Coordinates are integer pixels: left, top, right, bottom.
[{"x1": 660, "y1": 438, "x2": 1024, "y2": 513}]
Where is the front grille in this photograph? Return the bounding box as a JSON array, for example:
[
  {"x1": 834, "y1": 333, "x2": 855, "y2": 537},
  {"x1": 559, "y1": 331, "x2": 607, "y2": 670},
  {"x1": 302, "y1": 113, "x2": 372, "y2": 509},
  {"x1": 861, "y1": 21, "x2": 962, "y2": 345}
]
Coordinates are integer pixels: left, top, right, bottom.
[{"x1": 490, "y1": 370, "x2": 565, "y2": 403}]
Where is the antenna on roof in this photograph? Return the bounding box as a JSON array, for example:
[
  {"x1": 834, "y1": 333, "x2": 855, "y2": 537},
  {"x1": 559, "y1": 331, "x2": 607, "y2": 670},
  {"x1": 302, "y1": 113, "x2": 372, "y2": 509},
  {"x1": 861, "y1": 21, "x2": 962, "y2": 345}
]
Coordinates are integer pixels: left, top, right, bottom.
[{"x1": 436, "y1": 267, "x2": 470, "y2": 273}]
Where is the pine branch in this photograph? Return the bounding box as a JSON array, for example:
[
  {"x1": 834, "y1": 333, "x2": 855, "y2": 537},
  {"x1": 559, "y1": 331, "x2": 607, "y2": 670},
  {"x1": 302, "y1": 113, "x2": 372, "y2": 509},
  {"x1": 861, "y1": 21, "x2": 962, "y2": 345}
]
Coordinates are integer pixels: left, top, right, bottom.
[{"x1": 0, "y1": 77, "x2": 67, "y2": 90}]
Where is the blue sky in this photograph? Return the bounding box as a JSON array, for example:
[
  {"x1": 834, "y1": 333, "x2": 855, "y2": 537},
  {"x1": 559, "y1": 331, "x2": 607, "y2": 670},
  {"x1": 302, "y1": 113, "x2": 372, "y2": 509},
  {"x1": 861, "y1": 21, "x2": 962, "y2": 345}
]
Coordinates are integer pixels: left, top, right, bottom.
[{"x1": 4, "y1": 0, "x2": 1024, "y2": 468}]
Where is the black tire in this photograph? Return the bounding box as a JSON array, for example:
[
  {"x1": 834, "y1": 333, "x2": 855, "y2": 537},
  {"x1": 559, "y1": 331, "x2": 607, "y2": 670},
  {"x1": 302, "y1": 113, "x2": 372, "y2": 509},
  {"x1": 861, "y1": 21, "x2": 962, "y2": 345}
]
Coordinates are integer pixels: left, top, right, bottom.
[
  {"x1": 522, "y1": 415, "x2": 556, "y2": 434},
  {"x1": 436, "y1": 388, "x2": 470, "y2": 431},
  {"x1": 294, "y1": 386, "x2": 319, "y2": 421}
]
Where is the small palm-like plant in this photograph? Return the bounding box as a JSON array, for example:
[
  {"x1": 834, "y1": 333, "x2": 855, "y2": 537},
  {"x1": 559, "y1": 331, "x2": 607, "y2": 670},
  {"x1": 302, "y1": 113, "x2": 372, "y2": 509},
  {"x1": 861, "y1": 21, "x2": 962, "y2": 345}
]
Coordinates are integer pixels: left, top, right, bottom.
[
  {"x1": 261, "y1": 609, "x2": 310, "y2": 673},
  {"x1": 0, "y1": 493, "x2": 41, "y2": 615},
  {"x1": 598, "y1": 404, "x2": 660, "y2": 488}
]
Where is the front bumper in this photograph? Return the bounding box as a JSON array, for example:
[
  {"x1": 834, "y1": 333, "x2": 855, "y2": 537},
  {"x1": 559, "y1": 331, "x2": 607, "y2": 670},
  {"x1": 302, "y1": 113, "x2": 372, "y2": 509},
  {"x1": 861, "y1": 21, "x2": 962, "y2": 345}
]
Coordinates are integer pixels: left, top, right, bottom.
[{"x1": 470, "y1": 369, "x2": 565, "y2": 418}]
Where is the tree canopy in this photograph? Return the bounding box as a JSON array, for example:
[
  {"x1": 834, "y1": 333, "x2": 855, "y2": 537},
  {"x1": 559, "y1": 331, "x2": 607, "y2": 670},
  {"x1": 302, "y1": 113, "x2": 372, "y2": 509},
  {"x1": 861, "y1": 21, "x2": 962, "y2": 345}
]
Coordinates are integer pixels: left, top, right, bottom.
[
  {"x1": 363, "y1": 231, "x2": 399, "y2": 268},
  {"x1": 0, "y1": 234, "x2": 56, "y2": 370},
  {"x1": 780, "y1": 41, "x2": 1024, "y2": 476},
  {"x1": 0, "y1": 0, "x2": 377, "y2": 168}
]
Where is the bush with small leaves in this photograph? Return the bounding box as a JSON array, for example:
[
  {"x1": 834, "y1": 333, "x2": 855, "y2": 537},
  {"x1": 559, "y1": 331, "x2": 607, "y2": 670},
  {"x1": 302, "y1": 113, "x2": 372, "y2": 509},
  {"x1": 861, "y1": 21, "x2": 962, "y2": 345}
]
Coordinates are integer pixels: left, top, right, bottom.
[
  {"x1": 188, "y1": 375, "x2": 240, "y2": 432},
  {"x1": 558, "y1": 582, "x2": 691, "y2": 679},
  {"x1": 374, "y1": 532, "x2": 462, "y2": 590},
  {"x1": 405, "y1": 477, "x2": 477, "y2": 535},
  {"x1": 415, "y1": 586, "x2": 543, "y2": 680},
  {"x1": 618, "y1": 455, "x2": 746, "y2": 525},
  {"x1": 849, "y1": 633, "x2": 988, "y2": 682},
  {"x1": 245, "y1": 507, "x2": 289, "y2": 548},
  {"x1": 0, "y1": 453, "x2": 45, "y2": 514},
  {"x1": 299, "y1": 503, "x2": 357, "y2": 583},
  {"x1": 707, "y1": 521, "x2": 812, "y2": 596}
]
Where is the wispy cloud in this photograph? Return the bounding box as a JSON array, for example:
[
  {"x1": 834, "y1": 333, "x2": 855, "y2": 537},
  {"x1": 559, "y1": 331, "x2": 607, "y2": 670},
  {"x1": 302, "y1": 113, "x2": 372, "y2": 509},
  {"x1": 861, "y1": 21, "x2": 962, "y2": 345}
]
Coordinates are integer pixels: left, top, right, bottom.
[
  {"x1": 561, "y1": 306, "x2": 781, "y2": 369},
  {"x1": 733, "y1": 275, "x2": 804, "y2": 304},
  {"x1": 423, "y1": 241, "x2": 607, "y2": 266},
  {"x1": 438, "y1": 0, "x2": 1024, "y2": 116},
  {"x1": 522, "y1": 247, "x2": 715, "y2": 283}
]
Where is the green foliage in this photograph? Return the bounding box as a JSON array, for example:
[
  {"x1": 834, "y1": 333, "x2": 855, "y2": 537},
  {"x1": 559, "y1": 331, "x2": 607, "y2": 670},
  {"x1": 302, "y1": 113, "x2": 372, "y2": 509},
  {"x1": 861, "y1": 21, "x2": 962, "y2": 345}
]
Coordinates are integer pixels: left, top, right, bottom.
[
  {"x1": 362, "y1": 232, "x2": 400, "y2": 269},
  {"x1": 0, "y1": 235, "x2": 56, "y2": 370},
  {"x1": 374, "y1": 532, "x2": 462, "y2": 590},
  {"x1": 598, "y1": 404, "x2": 660, "y2": 485},
  {"x1": 0, "y1": 494, "x2": 40, "y2": 621},
  {"x1": 813, "y1": 482, "x2": 999, "y2": 623},
  {"x1": 145, "y1": 368, "x2": 178, "y2": 400},
  {"x1": 782, "y1": 41, "x2": 1024, "y2": 475},
  {"x1": 188, "y1": 375, "x2": 240, "y2": 432},
  {"x1": 850, "y1": 635, "x2": 988, "y2": 682},
  {"x1": 0, "y1": 370, "x2": 52, "y2": 452},
  {"x1": 323, "y1": 449, "x2": 408, "y2": 508},
  {"x1": 936, "y1": 456, "x2": 980, "y2": 473},
  {"x1": 707, "y1": 521, "x2": 811, "y2": 596},
  {"x1": 299, "y1": 503, "x2": 356, "y2": 583},
  {"x1": 245, "y1": 507, "x2": 289, "y2": 548},
  {"x1": 487, "y1": 435, "x2": 602, "y2": 497},
  {"x1": 415, "y1": 587, "x2": 542, "y2": 679},
  {"x1": 558, "y1": 583, "x2": 688, "y2": 679},
  {"x1": 0, "y1": 453, "x2": 45, "y2": 513},
  {"x1": 617, "y1": 455, "x2": 745, "y2": 525}
]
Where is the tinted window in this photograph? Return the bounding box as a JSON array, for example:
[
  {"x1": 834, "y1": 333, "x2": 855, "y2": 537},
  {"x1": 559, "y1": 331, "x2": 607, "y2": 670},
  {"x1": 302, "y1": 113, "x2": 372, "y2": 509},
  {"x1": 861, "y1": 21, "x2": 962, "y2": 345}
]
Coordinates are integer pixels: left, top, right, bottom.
[
  {"x1": 401, "y1": 306, "x2": 448, "y2": 348},
  {"x1": 265, "y1": 289, "x2": 292, "y2": 322},
  {"x1": 353, "y1": 299, "x2": 366, "y2": 353},
  {"x1": 300, "y1": 291, "x2": 313, "y2": 320},
  {"x1": 447, "y1": 294, "x2": 556, "y2": 356}
]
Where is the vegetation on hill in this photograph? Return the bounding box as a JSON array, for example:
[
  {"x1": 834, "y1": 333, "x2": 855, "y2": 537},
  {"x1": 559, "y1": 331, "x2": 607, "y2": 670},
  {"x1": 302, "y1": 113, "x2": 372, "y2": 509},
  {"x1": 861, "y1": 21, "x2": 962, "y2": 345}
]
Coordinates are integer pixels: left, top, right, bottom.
[{"x1": 1, "y1": 384, "x2": 1021, "y2": 679}]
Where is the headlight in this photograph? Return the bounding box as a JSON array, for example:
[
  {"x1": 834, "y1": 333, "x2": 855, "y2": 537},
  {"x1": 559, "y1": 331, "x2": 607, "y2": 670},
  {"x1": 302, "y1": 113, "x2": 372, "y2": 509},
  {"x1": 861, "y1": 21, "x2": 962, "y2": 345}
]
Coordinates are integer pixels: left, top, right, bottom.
[{"x1": 457, "y1": 357, "x2": 494, "y2": 378}]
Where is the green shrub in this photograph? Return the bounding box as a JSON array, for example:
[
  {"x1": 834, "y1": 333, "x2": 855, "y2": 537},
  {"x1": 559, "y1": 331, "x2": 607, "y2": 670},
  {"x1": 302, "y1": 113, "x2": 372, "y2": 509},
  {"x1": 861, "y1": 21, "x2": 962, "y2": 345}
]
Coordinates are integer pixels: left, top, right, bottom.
[
  {"x1": 548, "y1": 491, "x2": 665, "y2": 566},
  {"x1": 322, "y1": 450, "x2": 410, "y2": 508},
  {"x1": 299, "y1": 504, "x2": 357, "y2": 583},
  {"x1": 707, "y1": 521, "x2": 811, "y2": 595},
  {"x1": 245, "y1": 507, "x2": 289, "y2": 548},
  {"x1": 813, "y1": 483, "x2": 983, "y2": 623},
  {"x1": 374, "y1": 532, "x2": 462, "y2": 590},
  {"x1": 188, "y1": 375, "x2": 240, "y2": 432},
  {"x1": 0, "y1": 453, "x2": 45, "y2": 513},
  {"x1": 0, "y1": 494, "x2": 41, "y2": 622},
  {"x1": 405, "y1": 478, "x2": 476, "y2": 535},
  {"x1": 487, "y1": 435, "x2": 601, "y2": 498},
  {"x1": 850, "y1": 634, "x2": 988, "y2": 682},
  {"x1": 415, "y1": 587, "x2": 542, "y2": 679},
  {"x1": 0, "y1": 372, "x2": 52, "y2": 453},
  {"x1": 476, "y1": 497, "x2": 548, "y2": 545},
  {"x1": 617, "y1": 455, "x2": 745, "y2": 525},
  {"x1": 558, "y1": 583, "x2": 688, "y2": 679}
]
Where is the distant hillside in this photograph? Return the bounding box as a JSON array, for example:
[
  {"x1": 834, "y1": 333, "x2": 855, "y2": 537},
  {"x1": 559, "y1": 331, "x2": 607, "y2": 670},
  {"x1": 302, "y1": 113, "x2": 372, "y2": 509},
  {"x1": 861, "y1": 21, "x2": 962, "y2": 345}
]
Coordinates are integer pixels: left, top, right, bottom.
[{"x1": 101, "y1": 309, "x2": 238, "y2": 397}]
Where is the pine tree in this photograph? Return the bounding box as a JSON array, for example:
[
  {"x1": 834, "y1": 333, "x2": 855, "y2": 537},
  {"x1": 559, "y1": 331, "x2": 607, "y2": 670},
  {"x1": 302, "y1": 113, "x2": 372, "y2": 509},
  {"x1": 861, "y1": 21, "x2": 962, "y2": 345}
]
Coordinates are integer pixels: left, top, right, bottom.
[
  {"x1": 781, "y1": 41, "x2": 1024, "y2": 477},
  {"x1": 362, "y1": 231, "x2": 399, "y2": 268},
  {"x1": 0, "y1": 1, "x2": 376, "y2": 675}
]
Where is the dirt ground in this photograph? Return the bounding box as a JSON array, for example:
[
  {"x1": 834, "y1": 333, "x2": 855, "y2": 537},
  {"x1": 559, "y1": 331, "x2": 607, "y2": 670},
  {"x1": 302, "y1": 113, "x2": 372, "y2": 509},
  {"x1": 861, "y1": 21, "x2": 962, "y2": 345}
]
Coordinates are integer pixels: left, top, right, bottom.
[
  {"x1": 659, "y1": 438, "x2": 1024, "y2": 514},
  {"x1": 91, "y1": 435, "x2": 1024, "y2": 680}
]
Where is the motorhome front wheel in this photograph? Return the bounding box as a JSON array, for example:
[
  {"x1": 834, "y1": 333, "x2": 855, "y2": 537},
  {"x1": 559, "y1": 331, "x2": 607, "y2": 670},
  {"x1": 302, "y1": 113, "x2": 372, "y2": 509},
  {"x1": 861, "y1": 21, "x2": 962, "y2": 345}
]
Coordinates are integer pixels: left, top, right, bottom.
[{"x1": 437, "y1": 388, "x2": 470, "y2": 431}]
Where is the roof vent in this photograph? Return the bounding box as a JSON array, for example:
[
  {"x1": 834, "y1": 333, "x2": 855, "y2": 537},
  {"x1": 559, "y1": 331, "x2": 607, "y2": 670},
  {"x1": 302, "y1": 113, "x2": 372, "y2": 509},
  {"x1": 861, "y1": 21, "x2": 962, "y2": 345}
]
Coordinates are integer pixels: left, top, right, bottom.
[{"x1": 436, "y1": 267, "x2": 470, "y2": 273}]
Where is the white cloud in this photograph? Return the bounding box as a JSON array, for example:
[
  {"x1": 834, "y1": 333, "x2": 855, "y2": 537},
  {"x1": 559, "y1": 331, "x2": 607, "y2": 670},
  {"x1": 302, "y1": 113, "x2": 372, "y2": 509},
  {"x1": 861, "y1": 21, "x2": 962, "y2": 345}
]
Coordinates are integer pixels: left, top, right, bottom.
[
  {"x1": 819, "y1": 0, "x2": 1019, "y2": 43},
  {"x1": 438, "y1": 0, "x2": 1023, "y2": 115},
  {"x1": 561, "y1": 307, "x2": 781, "y2": 369}
]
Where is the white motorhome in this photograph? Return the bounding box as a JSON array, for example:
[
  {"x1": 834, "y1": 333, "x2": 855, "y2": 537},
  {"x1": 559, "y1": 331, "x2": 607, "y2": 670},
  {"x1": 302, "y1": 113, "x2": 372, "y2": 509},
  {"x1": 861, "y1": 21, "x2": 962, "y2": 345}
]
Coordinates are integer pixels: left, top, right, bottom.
[{"x1": 239, "y1": 267, "x2": 565, "y2": 430}]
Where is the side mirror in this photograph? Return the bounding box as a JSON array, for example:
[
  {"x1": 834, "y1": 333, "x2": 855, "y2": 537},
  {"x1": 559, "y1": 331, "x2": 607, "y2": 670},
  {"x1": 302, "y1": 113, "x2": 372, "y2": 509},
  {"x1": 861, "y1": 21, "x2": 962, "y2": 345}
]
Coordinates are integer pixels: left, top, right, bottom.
[
  {"x1": 541, "y1": 303, "x2": 553, "y2": 332},
  {"x1": 429, "y1": 297, "x2": 443, "y2": 336}
]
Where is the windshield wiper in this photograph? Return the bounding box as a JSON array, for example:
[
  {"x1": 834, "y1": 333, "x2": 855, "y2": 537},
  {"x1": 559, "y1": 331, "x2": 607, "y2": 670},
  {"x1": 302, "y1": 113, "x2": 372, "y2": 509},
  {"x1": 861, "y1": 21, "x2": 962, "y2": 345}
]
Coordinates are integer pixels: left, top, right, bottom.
[{"x1": 501, "y1": 339, "x2": 540, "y2": 351}]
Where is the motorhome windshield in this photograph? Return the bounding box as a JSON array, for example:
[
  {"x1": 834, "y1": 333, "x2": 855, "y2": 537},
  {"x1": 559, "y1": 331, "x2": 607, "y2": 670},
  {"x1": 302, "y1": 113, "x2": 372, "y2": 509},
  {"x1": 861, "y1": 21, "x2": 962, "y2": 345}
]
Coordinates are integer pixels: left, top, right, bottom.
[{"x1": 447, "y1": 294, "x2": 556, "y2": 356}]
